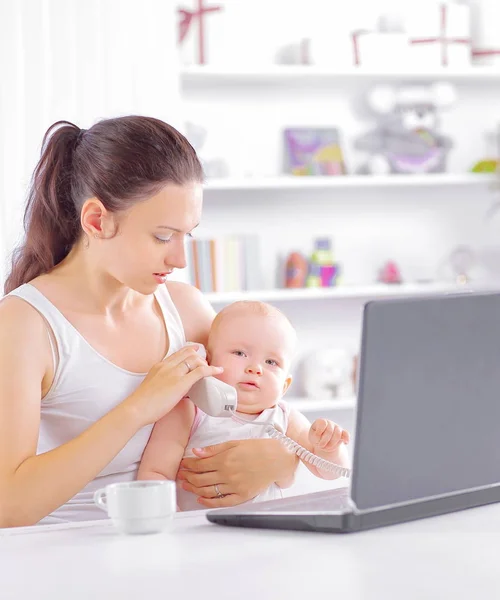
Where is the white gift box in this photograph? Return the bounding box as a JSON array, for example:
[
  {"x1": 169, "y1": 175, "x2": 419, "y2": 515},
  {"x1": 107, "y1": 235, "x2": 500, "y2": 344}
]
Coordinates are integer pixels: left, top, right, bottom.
[
  {"x1": 300, "y1": 35, "x2": 354, "y2": 68},
  {"x1": 470, "y1": 0, "x2": 500, "y2": 66},
  {"x1": 353, "y1": 32, "x2": 410, "y2": 69},
  {"x1": 405, "y1": 2, "x2": 471, "y2": 67}
]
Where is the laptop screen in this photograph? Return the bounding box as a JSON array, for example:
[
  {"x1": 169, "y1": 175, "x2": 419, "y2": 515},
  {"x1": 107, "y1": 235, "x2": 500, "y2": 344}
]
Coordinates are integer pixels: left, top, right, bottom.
[{"x1": 351, "y1": 292, "x2": 500, "y2": 511}]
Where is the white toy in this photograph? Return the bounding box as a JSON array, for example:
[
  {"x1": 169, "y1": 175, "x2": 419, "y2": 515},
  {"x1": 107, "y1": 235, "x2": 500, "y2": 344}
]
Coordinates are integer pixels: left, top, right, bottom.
[
  {"x1": 355, "y1": 82, "x2": 457, "y2": 175},
  {"x1": 185, "y1": 121, "x2": 229, "y2": 179},
  {"x1": 301, "y1": 348, "x2": 355, "y2": 400}
]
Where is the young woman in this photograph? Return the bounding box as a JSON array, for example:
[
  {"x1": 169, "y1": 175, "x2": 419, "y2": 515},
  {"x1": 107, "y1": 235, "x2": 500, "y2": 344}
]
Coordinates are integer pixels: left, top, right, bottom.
[{"x1": 0, "y1": 116, "x2": 298, "y2": 527}]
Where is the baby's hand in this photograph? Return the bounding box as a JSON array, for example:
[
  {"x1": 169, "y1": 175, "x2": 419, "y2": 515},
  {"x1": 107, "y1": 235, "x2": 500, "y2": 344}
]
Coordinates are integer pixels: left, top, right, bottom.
[{"x1": 308, "y1": 419, "x2": 350, "y2": 452}]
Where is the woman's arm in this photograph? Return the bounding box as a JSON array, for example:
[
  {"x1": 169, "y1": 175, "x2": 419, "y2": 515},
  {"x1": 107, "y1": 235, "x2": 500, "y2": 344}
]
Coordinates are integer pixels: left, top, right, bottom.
[
  {"x1": 0, "y1": 298, "x2": 220, "y2": 527},
  {"x1": 177, "y1": 439, "x2": 299, "y2": 508},
  {"x1": 0, "y1": 298, "x2": 140, "y2": 527}
]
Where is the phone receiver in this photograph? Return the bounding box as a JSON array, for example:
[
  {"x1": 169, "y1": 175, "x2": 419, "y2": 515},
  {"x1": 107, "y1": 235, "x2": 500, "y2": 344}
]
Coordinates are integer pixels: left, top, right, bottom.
[
  {"x1": 184, "y1": 342, "x2": 238, "y2": 418},
  {"x1": 188, "y1": 377, "x2": 238, "y2": 418}
]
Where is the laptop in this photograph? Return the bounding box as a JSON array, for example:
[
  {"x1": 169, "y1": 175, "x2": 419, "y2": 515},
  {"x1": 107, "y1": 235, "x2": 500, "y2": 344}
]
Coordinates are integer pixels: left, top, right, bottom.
[{"x1": 207, "y1": 291, "x2": 500, "y2": 533}]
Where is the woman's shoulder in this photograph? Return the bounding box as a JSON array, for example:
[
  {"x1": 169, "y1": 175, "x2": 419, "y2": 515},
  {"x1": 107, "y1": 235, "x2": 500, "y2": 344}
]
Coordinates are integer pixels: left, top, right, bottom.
[
  {"x1": 0, "y1": 293, "x2": 48, "y2": 336},
  {"x1": 165, "y1": 282, "x2": 215, "y2": 346},
  {"x1": 0, "y1": 293, "x2": 50, "y2": 367}
]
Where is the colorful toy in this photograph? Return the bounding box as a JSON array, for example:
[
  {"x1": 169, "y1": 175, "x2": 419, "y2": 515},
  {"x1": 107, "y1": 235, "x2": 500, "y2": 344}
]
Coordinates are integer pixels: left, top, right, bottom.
[
  {"x1": 471, "y1": 124, "x2": 500, "y2": 173},
  {"x1": 378, "y1": 261, "x2": 402, "y2": 284},
  {"x1": 305, "y1": 239, "x2": 342, "y2": 287},
  {"x1": 284, "y1": 252, "x2": 308, "y2": 288}
]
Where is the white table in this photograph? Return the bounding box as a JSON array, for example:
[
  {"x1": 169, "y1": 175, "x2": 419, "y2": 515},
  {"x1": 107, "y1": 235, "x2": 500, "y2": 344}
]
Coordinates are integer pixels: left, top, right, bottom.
[{"x1": 2, "y1": 503, "x2": 499, "y2": 600}]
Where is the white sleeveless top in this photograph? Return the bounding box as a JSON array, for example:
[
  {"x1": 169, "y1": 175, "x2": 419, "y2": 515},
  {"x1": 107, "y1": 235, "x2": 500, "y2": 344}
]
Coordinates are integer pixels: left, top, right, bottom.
[
  {"x1": 7, "y1": 283, "x2": 186, "y2": 524},
  {"x1": 177, "y1": 402, "x2": 290, "y2": 511}
]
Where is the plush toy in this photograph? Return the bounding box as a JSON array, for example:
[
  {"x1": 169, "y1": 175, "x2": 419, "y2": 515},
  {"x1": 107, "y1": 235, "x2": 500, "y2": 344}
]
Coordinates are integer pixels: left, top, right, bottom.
[
  {"x1": 301, "y1": 347, "x2": 355, "y2": 400},
  {"x1": 355, "y1": 82, "x2": 457, "y2": 175}
]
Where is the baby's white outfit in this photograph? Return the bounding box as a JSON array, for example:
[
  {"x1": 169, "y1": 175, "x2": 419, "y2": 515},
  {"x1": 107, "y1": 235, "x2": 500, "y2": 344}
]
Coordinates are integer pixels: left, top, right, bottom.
[
  {"x1": 177, "y1": 401, "x2": 290, "y2": 511},
  {"x1": 6, "y1": 283, "x2": 186, "y2": 524}
]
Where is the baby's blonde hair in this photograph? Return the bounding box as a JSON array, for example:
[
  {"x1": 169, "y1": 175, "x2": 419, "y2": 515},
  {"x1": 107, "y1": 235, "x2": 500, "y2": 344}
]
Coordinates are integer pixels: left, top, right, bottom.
[{"x1": 208, "y1": 300, "x2": 297, "y2": 357}]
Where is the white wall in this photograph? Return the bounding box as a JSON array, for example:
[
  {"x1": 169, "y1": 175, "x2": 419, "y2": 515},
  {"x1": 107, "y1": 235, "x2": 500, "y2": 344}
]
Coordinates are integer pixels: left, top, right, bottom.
[{"x1": 0, "y1": 0, "x2": 181, "y2": 283}]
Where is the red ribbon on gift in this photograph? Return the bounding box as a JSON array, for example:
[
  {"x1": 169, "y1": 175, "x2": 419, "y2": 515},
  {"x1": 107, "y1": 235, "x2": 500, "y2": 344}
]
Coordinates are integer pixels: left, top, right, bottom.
[
  {"x1": 472, "y1": 48, "x2": 500, "y2": 59},
  {"x1": 410, "y1": 3, "x2": 470, "y2": 66},
  {"x1": 178, "y1": 0, "x2": 223, "y2": 65},
  {"x1": 351, "y1": 29, "x2": 371, "y2": 66}
]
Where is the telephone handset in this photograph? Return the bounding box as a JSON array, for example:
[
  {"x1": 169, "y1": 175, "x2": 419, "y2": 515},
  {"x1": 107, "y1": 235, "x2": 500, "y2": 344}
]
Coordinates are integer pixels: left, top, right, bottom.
[
  {"x1": 184, "y1": 343, "x2": 351, "y2": 478},
  {"x1": 184, "y1": 342, "x2": 238, "y2": 418},
  {"x1": 188, "y1": 377, "x2": 238, "y2": 418}
]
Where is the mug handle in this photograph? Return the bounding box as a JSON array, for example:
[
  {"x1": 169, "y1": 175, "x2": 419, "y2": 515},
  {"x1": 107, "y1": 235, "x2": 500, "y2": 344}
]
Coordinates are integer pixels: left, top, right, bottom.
[{"x1": 93, "y1": 489, "x2": 107, "y2": 511}]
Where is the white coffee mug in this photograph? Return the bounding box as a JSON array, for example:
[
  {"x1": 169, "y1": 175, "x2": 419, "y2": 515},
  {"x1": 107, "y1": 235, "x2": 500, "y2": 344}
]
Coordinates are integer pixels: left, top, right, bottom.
[{"x1": 93, "y1": 480, "x2": 176, "y2": 534}]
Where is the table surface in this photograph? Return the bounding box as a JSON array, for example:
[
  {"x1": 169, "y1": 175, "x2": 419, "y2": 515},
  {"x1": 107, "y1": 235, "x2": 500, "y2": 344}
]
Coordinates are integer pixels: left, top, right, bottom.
[{"x1": 2, "y1": 502, "x2": 499, "y2": 600}]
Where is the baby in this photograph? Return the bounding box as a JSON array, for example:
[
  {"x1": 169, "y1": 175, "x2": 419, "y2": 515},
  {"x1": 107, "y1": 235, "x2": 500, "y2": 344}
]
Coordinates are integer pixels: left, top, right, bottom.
[{"x1": 137, "y1": 300, "x2": 350, "y2": 510}]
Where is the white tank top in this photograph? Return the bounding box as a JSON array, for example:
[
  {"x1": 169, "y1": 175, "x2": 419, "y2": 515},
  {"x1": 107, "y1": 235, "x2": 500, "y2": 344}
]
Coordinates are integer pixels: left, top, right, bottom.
[
  {"x1": 7, "y1": 283, "x2": 186, "y2": 524},
  {"x1": 177, "y1": 402, "x2": 290, "y2": 511}
]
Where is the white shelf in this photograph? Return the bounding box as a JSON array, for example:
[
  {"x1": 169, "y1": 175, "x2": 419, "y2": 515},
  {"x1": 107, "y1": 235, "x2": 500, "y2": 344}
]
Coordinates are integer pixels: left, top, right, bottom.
[
  {"x1": 204, "y1": 173, "x2": 495, "y2": 192},
  {"x1": 286, "y1": 397, "x2": 356, "y2": 412},
  {"x1": 182, "y1": 65, "x2": 500, "y2": 85},
  {"x1": 203, "y1": 282, "x2": 491, "y2": 305}
]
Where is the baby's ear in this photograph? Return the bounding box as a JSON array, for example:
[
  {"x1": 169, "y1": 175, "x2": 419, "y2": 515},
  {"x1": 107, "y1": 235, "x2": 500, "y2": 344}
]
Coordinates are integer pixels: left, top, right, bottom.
[{"x1": 282, "y1": 375, "x2": 293, "y2": 396}]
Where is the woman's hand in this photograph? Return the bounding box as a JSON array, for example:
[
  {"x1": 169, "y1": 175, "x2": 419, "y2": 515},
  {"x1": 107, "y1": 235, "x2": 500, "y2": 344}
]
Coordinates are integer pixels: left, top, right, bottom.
[
  {"x1": 123, "y1": 345, "x2": 223, "y2": 428},
  {"x1": 177, "y1": 438, "x2": 299, "y2": 508}
]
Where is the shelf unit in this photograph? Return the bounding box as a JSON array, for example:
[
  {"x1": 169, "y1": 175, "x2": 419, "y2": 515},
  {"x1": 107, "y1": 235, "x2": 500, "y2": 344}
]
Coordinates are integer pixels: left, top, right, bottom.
[
  {"x1": 203, "y1": 281, "x2": 490, "y2": 305},
  {"x1": 181, "y1": 65, "x2": 500, "y2": 85},
  {"x1": 203, "y1": 173, "x2": 496, "y2": 192},
  {"x1": 183, "y1": 57, "x2": 500, "y2": 411}
]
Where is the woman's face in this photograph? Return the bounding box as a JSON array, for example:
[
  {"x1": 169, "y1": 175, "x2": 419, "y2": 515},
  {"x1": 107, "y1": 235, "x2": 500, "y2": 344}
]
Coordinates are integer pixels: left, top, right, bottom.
[{"x1": 94, "y1": 182, "x2": 203, "y2": 294}]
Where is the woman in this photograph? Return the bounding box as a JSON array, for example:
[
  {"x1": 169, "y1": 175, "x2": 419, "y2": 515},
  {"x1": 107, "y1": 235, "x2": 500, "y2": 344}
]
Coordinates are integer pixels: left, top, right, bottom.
[{"x1": 0, "y1": 116, "x2": 298, "y2": 527}]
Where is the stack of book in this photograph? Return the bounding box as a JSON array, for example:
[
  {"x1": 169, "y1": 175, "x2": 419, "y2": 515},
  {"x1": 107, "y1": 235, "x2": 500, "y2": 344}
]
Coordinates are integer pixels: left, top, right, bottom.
[{"x1": 185, "y1": 235, "x2": 262, "y2": 293}]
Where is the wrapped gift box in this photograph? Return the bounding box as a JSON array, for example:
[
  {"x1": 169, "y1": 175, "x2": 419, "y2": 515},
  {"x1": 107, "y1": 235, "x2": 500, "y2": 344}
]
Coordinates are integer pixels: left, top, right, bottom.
[
  {"x1": 352, "y1": 31, "x2": 410, "y2": 68},
  {"x1": 470, "y1": 0, "x2": 500, "y2": 66},
  {"x1": 178, "y1": 0, "x2": 288, "y2": 66},
  {"x1": 406, "y1": 2, "x2": 472, "y2": 67},
  {"x1": 178, "y1": 0, "x2": 223, "y2": 65}
]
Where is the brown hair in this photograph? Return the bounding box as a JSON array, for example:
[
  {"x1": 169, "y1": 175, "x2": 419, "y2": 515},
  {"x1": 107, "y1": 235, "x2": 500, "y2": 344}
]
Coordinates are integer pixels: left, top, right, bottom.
[{"x1": 4, "y1": 116, "x2": 203, "y2": 294}]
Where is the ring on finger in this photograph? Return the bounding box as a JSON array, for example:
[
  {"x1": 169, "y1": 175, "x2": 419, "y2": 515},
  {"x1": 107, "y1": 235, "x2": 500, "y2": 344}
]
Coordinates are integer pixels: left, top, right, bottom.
[
  {"x1": 184, "y1": 360, "x2": 192, "y2": 373},
  {"x1": 214, "y1": 484, "x2": 224, "y2": 498}
]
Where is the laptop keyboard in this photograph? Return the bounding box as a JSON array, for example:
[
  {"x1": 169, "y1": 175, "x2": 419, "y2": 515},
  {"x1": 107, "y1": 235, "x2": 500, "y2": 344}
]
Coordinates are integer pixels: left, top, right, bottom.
[{"x1": 250, "y1": 487, "x2": 351, "y2": 513}]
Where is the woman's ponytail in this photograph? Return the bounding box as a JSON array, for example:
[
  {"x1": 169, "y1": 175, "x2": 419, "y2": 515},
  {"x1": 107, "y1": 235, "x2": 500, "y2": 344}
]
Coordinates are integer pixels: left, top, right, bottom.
[{"x1": 4, "y1": 121, "x2": 82, "y2": 294}]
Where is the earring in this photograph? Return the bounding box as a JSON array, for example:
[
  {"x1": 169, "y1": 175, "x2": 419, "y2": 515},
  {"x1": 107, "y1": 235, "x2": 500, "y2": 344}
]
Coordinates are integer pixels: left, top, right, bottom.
[{"x1": 94, "y1": 233, "x2": 100, "y2": 239}]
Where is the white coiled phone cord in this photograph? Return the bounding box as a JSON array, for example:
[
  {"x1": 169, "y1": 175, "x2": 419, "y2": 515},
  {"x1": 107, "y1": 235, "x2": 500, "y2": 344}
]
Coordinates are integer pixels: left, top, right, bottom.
[
  {"x1": 230, "y1": 410, "x2": 351, "y2": 478},
  {"x1": 265, "y1": 426, "x2": 351, "y2": 478}
]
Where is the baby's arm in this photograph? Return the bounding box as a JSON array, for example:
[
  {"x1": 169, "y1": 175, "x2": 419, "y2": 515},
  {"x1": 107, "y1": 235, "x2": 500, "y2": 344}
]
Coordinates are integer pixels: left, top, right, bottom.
[
  {"x1": 137, "y1": 397, "x2": 195, "y2": 482},
  {"x1": 285, "y1": 408, "x2": 350, "y2": 481}
]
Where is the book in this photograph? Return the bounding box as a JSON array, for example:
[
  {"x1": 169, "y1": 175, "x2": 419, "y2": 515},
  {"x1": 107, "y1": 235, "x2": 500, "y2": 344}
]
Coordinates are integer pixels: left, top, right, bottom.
[{"x1": 283, "y1": 127, "x2": 347, "y2": 176}]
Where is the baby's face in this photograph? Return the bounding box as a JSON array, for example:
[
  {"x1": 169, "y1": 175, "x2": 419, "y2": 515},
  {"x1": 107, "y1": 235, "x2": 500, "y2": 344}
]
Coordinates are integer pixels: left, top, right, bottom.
[{"x1": 208, "y1": 313, "x2": 295, "y2": 414}]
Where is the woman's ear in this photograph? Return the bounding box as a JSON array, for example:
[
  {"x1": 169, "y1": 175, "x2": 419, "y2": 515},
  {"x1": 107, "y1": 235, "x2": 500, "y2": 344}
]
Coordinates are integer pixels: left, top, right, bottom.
[
  {"x1": 81, "y1": 197, "x2": 112, "y2": 238},
  {"x1": 80, "y1": 198, "x2": 106, "y2": 237}
]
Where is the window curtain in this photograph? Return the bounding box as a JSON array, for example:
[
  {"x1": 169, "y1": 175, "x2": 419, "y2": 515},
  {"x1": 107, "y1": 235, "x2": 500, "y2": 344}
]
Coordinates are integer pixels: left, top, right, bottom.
[{"x1": 0, "y1": 0, "x2": 181, "y2": 286}]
